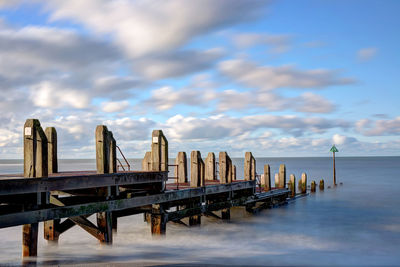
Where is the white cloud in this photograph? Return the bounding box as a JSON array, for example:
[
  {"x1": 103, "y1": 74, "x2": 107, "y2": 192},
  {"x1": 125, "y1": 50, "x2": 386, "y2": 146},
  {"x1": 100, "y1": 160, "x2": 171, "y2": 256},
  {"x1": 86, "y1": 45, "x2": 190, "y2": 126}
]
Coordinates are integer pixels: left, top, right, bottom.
[
  {"x1": 44, "y1": 0, "x2": 268, "y2": 58},
  {"x1": 356, "y1": 117, "x2": 400, "y2": 136},
  {"x1": 101, "y1": 100, "x2": 130, "y2": 113},
  {"x1": 31, "y1": 81, "x2": 90, "y2": 109},
  {"x1": 357, "y1": 47, "x2": 378, "y2": 62},
  {"x1": 219, "y1": 58, "x2": 354, "y2": 91}
]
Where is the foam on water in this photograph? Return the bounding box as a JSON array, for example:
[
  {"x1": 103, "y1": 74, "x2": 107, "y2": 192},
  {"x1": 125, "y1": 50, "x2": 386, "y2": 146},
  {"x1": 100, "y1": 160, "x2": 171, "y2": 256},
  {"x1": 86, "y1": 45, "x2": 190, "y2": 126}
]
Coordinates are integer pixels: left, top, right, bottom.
[{"x1": 0, "y1": 157, "x2": 399, "y2": 266}]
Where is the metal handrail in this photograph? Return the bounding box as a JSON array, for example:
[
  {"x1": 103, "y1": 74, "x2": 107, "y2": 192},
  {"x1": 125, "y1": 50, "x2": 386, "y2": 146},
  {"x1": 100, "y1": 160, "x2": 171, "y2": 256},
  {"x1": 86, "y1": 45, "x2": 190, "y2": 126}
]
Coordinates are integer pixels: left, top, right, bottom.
[{"x1": 116, "y1": 145, "x2": 131, "y2": 171}]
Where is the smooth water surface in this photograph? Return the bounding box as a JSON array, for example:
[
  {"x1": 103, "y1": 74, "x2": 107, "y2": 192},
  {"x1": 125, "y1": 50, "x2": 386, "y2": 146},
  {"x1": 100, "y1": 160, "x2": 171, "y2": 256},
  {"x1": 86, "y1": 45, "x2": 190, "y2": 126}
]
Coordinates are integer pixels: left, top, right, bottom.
[{"x1": 0, "y1": 157, "x2": 399, "y2": 266}]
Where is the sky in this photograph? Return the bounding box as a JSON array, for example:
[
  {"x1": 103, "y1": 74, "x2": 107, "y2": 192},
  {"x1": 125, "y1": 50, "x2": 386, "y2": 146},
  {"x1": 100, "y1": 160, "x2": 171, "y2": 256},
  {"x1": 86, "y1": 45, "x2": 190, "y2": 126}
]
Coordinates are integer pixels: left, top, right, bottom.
[{"x1": 0, "y1": 0, "x2": 399, "y2": 159}]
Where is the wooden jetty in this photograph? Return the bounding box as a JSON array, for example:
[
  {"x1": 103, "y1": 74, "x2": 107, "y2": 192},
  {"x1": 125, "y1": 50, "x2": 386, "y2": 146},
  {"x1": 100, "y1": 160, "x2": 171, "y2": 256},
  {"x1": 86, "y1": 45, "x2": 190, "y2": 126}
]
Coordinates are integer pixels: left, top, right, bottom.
[{"x1": 0, "y1": 119, "x2": 293, "y2": 260}]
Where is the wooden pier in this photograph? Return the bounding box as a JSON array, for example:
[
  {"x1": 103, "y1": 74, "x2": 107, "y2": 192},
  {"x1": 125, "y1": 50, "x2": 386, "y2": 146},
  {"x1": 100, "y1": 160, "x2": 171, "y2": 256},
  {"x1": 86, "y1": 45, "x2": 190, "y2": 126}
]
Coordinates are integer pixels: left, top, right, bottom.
[{"x1": 0, "y1": 119, "x2": 294, "y2": 261}]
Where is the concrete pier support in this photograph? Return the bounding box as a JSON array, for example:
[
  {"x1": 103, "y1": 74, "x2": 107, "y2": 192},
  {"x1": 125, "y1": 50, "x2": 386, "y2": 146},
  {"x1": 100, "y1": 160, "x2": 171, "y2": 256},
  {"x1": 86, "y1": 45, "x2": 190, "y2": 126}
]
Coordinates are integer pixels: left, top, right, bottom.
[
  {"x1": 244, "y1": 152, "x2": 256, "y2": 181},
  {"x1": 289, "y1": 174, "x2": 296, "y2": 198},
  {"x1": 301, "y1": 173, "x2": 307, "y2": 194},
  {"x1": 278, "y1": 164, "x2": 286, "y2": 188},
  {"x1": 175, "y1": 152, "x2": 188, "y2": 183},
  {"x1": 262, "y1": 164, "x2": 271, "y2": 191},
  {"x1": 205, "y1": 152, "x2": 216, "y2": 180}
]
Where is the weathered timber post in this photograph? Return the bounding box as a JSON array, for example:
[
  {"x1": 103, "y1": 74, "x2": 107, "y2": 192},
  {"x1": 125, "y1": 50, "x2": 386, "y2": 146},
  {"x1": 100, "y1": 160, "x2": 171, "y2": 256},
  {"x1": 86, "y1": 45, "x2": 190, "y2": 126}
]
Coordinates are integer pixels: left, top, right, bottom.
[
  {"x1": 233, "y1": 165, "x2": 237, "y2": 181},
  {"x1": 289, "y1": 174, "x2": 296, "y2": 198},
  {"x1": 108, "y1": 131, "x2": 117, "y2": 173},
  {"x1": 311, "y1": 181, "x2": 316, "y2": 192},
  {"x1": 142, "y1": 151, "x2": 152, "y2": 171},
  {"x1": 262, "y1": 164, "x2": 271, "y2": 191},
  {"x1": 151, "y1": 204, "x2": 166, "y2": 235},
  {"x1": 95, "y1": 125, "x2": 114, "y2": 244},
  {"x1": 45, "y1": 127, "x2": 57, "y2": 174},
  {"x1": 219, "y1": 152, "x2": 229, "y2": 184},
  {"x1": 190, "y1": 151, "x2": 203, "y2": 187},
  {"x1": 319, "y1": 179, "x2": 325, "y2": 190},
  {"x1": 205, "y1": 152, "x2": 216, "y2": 180},
  {"x1": 278, "y1": 164, "x2": 286, "y2": 188},
  {"x1": 200, "y1": 157, "x2": 205, "y2": 186},
  {"x1": 274, "y1": 173, "x2": 279, "y2": 188},
  {"x1": 175, "y1": 152, "x2": 187, "y2": 183},
  {"x1": 23, "y1": 119, "x2": 48, "y2": 257},
  {"x1": 301, "y1": 173, "x2": 307, "y2": 194},
  {"x1": 151, "y1": 130, "x2": 168, "y2": 172},
  {"x1": 189, "y1": 151, "x2": 202, "y2": 225},
  {"x1": 43, "y1": 127, "x2": 60, "y2": 242}
]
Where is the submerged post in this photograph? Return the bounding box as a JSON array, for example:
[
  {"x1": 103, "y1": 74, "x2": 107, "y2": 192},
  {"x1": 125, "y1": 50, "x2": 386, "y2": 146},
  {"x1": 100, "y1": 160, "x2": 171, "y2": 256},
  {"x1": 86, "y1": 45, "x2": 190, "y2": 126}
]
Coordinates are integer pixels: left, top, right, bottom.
[
  {"x1": 289, "y1": 174, "x2": 296, "y2": 198},
  {"x1": 301, "y1": 173, "x2": 307, "y2": 194},
  {"x1": 311, "y1": 181, "x2": 316, "y2": 192},
  {"x1": 278, "y1": 164, "x2": 286, "y2": 188},
  {"x1": 175, "y1": 152, "x2": 188, "y2": 183}
]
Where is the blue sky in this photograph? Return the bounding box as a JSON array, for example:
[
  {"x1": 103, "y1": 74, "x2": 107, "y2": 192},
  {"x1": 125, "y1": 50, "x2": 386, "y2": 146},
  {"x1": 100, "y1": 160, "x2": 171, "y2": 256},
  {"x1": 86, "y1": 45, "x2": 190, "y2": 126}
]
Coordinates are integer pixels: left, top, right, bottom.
[{"x1": 0, "y1": 0, "x2": 399, "y2": 158}]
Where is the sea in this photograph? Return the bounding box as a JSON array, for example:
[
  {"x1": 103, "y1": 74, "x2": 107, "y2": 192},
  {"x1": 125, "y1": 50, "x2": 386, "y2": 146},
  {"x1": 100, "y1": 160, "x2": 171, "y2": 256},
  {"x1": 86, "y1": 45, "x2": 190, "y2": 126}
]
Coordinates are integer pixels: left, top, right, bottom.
[{"x1": 0, "y1": 157, "x2": 399, "y2": 266}]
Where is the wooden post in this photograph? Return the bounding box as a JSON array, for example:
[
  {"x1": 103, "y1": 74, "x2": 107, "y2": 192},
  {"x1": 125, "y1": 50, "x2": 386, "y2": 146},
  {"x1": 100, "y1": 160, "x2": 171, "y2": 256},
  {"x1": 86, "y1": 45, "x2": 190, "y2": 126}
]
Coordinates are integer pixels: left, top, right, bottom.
[
  {"x1": 200, "y1": 157, "x2": 205, "y2": 186},
  {"x1": 289, "y1": 174, "x2": 296, "y2": 198},
  {"x1": 108, "y1": 131, "x2": 117, "y2": 173},
  {"x1": 190, "y1": 151, "x2": 202, "y2": 225},
  {"x1": 278, "y1": 164, "x2": 286, "y2": 188},
  {"x1": 319, "y1": 179, "x2": 325, "y2": 190},
  {"x1": 96, "y1": 125, "x2": 109, "y2": 174},
  {"x1": 311, "y1": 181, "x2": 316, "y2": 192},
  {"x1": 142, "y1": 151, "x2": 152, "y2": 171},
  {"x1": 262, "y1": 164, "x2": 271, "y2": 191},
  {"x1": 219, "y1": 152, "x2": 229, "y2": 184},
  {"x1": 151, "y1": 204, "x2": 166, "y2": 235},
  {"x1": 301, "y1": 173, "x2": 307, "y2": 194},
  {"x1": 23, "y1": 119, "x2": 48, "y2": 257},
  {"x1": 244, "y1": 152, "x2": 252, "y2": 181},
  {"x1": 45, "y1": 127, "x2": 57, "y2": 174},
  {"x1": 274, "y1": 173, "x2": 279, "y2": 188},
  {"x1": 95, "y1": 125, "x2": 114, "y2": 243},
  {"x1": 205, "y1": 152, "x2": 216, "y2": 180},
  {"x1": 175, "y1": 152, "x2": 187, "y2": 183}
]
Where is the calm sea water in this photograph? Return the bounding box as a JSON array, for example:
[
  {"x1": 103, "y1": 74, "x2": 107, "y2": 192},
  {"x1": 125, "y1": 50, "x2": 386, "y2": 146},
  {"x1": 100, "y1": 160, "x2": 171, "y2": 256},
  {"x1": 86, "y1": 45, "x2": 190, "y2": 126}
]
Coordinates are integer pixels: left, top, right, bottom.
[{"x1": 0, "y1": 157, "x2": 399, "y2": 266}]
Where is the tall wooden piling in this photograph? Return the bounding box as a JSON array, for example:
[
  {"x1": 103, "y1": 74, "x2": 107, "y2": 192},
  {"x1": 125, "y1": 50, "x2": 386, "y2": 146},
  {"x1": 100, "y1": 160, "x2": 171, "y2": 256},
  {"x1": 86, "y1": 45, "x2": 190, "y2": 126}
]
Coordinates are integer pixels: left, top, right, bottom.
[
  {"x1": 301, "y1": 173, "x2": 307, "y2": 194},
  {"x1": 45, "y1": 127, "x2": 57, "y2": 174},
  {"x1": 289, "y1": 174, "x2": 296, "y2": 198},
  {"x1": 205, "y1": 152, "x2": 216, "y2": 180},
  {"x1": 278, "y1": 164, "x2": 286, "y2": 188},
  {"x1": 95, "y1": 125, "x2": 115, "y2": 243},
  {"x1": 244, "y1": 152, "x2": 256, "y2": 181},
  {"x1": 261, "y1": 164, "x2": 271, "y2": 191},
  {"x1": 23, "y1": 119, "x2": 48, "y2": 257},
  {"x1": 175, "y1": 152, "x2": 187, "y2": 183}
]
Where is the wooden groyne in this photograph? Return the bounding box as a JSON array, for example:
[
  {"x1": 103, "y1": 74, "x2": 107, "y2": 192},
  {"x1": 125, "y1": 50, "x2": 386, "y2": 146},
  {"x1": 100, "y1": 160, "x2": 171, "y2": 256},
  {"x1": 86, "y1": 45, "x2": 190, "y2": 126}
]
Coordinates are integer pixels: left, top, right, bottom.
[{"x1": 0, "y1": 119, "x2": 315, "y2": 261}]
